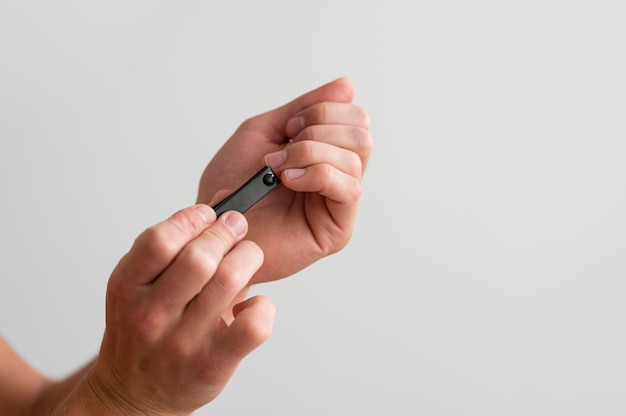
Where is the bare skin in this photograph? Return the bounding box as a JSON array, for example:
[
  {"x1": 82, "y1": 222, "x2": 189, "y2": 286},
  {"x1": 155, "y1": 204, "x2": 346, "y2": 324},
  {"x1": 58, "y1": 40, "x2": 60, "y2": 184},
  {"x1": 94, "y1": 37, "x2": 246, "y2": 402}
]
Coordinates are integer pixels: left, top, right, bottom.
[
  {"x1": 199, "y1": 77, "x2": 372, "y2": 283},
  {"x1": 0, "y1": 78, "x2": 372, "y2": 416}
]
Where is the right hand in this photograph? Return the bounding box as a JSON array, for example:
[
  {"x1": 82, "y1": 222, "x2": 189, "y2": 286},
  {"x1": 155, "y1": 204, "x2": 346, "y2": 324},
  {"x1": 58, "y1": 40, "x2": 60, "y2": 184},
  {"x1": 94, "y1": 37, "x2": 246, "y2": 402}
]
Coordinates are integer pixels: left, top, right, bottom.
[{"x1": 71, "y1": 205, "x2": 275, "y2": 415}]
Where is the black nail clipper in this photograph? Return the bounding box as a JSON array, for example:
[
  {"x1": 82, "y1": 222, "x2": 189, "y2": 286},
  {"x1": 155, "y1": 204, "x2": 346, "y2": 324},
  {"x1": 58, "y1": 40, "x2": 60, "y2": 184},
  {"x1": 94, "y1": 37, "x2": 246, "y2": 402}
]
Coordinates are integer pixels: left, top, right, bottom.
[{"x1": 212, "y1": 166, "x2": 281, "y2": 217}]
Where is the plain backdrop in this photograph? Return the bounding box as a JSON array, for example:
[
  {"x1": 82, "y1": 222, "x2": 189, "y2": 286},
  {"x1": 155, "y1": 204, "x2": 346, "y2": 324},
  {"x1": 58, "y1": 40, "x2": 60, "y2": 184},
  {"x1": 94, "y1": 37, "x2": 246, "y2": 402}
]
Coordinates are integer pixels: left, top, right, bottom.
[{"x1": 1, "y1": 1, "x2": 625, "y2": 415}]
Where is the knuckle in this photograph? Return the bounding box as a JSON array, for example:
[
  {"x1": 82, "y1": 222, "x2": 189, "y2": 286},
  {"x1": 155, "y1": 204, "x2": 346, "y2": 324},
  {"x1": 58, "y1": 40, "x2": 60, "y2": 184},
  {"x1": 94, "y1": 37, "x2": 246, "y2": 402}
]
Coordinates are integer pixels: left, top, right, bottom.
[
  {"x1": 137, "y1": 225, "x2": 179, "y2": 260},
  {"x1": 353, "y1": 128, "x2": 373, "y2": 155},
  {"x1": 167, "y1": 332, "x2": 195, "y2": 359},
  {"x1": 353, "y1": 178, "x2": 363, "y2": 199},
  {"x1": 213, "y1": 273, "x2": 240, "y2": 296},
  {"x1": 180, "y1": 243, "x2": 220, "y2": 276},
  {"x1": 295, "y1": 139, "x2": 317, "y2": 160},
  {"x1": 202, "y1": 228, "x2": 232, "y2": 255},
  {"x1": 344, "y1": 175, "x2": 363, "y2": 202},
  {"x1": 317, "y1": 164, "x2": 362, "y2": 201},
  {"x1": 169, "y1": 209, "x2": 205, "y2": 236},
  {"x1": 315, "y1": 164, "x2": 338, "y2": 195},
  {"x1": 213, "y1": 264, "x2": 245, "y2": 295},
  {"x1": 131, "y1": 303, "x2": 168, "y2": 344},
  {"x1": 357, "y1": 106, "x2": 371, "y2": 129},
  {"x1": 318, "y1": 163, "x2": 336, "y2": 182},
  {"x1": 345, "y1": 151, "x2": 363, "y2": 178},
  {"x1": 297, "y1": 124, "x2": 323, "y2": 142},
  {"x1": 213, "y1": 241, "x2": 262, "y2": 294},
  {"x1": 319, "y1": 224, "x2": 352, "y2": 256},
  {"x1": 311, "y1": 103, "x2": 329, "y2": 123},
  {"x1": 106, "y1": 266, "x2": 129, "y2": 300}
]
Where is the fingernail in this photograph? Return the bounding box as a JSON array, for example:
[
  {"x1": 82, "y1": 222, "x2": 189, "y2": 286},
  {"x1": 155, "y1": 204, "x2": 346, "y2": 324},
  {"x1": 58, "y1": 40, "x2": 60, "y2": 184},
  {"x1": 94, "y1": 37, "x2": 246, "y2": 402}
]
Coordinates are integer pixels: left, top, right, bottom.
[
  {"x1": 194, "y1": 204, "x2": 214, "y2": 224},
  {"x1": 284, "y1": 168, "x2": 305, "y2": 180},
  {"x1": 286, "y1": 116, "x2": 305, "y2": 137},
  {"x1": 224, "y1": 212, "x2": 246, "y2": 237},
  {"x1": 264, "y1": 150, "x2": 286, "y2": 169}
]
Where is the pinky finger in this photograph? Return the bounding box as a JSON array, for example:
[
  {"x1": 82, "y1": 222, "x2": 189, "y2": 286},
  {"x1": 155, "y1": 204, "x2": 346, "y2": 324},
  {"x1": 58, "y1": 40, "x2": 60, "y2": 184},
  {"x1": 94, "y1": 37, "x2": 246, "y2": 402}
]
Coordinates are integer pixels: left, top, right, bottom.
[{"x1": 212, "y1": 296, "x2": 276, "y2": 365}]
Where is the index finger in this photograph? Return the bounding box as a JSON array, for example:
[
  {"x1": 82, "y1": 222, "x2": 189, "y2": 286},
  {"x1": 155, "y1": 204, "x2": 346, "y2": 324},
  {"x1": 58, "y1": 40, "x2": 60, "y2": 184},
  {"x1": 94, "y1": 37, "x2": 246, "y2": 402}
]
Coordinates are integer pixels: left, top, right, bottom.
[
  {"x1": 264, "y1": 78, "x2": 355, "y2": 141},
  {"x1": 111, "y1": 205, "x2": 215, "y2": 287},
  {"x1": 286, "y1": 102, "x2": 371, "y2": 138}
]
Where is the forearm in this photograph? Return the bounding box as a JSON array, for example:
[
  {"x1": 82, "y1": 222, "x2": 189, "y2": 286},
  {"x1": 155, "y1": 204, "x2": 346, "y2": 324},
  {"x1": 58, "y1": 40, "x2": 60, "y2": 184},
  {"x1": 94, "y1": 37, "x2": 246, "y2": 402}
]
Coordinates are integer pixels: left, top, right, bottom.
[
  {"x1": 0, "y1": 336, "x2": 49, "y2": 416},
  {"x1": 29, "y1": 361, "x2": 94, "y2": 416},
  {"x1": 0, "y1": 335, "x2": 99, "y2": 416}
]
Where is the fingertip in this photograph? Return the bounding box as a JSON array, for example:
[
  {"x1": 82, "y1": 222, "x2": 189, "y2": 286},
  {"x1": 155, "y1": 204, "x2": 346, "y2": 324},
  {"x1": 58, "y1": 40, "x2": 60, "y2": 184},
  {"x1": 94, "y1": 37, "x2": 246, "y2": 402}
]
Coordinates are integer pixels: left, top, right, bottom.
[
  {"x1": 264, "y1": 150, "x2": 287, "y2": 171},
  {"x1": 333, "y1": 76, "x2": 353, "y2": 89},
  {"x1": 282, "y1": 168, "x2": 306, "y2": 181},
  {"x1": 216, "y1": 296, "x2": 276, "y2": 362},
  {"x1": 233, "y1": 295, "x2": 276, "y2": 322},
  {"x1": 118, "y1": 205, "x2": 218, "y2": 286},
  {"x1": 286, "y1": 116, "x2": 305, "y2": 137},
  {"x1": 193, "y1": 204, "x2": 216, "y2": 224},
  {"x1": 222, "y1": 210, "x2": 248, "y2": 238},
  {"x1": 233, "y1": 296, "x2": 276, "y2": 343},
  {"x1": 329, "y1": 76, "x2": 355, "y2": 101}
]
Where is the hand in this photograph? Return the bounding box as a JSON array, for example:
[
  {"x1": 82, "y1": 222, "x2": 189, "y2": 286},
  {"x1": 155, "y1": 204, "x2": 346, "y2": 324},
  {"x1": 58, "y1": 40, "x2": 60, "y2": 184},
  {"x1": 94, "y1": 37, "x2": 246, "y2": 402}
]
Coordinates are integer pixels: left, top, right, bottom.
[
  {"x1": 70, "y1": 206, "x2": 275, "y2": 415},
  {"x1": 197, "y1": 78, "x2": 373, "y2": 283}
]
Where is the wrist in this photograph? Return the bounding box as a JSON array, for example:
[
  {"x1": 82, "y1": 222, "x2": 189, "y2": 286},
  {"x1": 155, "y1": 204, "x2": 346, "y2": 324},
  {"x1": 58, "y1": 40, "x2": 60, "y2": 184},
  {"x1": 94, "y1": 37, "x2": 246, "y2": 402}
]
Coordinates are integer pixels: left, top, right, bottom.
[
  {"x1": 26, "y1": 361, "x2": 94, "y2": 416},
  {"x1": 49, "y1": 366, "x2": 167, "y2": 416}
]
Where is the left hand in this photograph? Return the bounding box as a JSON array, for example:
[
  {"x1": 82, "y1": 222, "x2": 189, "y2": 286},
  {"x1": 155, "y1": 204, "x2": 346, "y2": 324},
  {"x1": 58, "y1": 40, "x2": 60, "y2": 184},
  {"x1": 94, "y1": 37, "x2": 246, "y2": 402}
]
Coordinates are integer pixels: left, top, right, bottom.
[{"x1": 197, "y1": 78, "x2": 372, "y2": 284}]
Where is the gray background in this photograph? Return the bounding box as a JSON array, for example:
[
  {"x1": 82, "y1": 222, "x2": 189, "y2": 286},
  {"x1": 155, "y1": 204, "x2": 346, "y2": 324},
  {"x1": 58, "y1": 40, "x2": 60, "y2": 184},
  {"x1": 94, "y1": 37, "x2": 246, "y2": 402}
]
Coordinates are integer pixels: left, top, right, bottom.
[{"x1": 1, "y1": 1, "x2": 625, "y2": 415}]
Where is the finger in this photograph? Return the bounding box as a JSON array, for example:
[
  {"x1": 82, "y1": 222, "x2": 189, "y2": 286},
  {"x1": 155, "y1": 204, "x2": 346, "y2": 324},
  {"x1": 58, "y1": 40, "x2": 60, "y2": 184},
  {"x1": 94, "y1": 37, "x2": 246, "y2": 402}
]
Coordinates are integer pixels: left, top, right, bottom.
[
  {"x1": 150, "y1": 211, "x2": 249, "y2": 309},
  {"x1": 292, "y1": 124, "x2": 373, "y2": 173},
  {"x1": 210, "y1": 296, "x2": 275, "y2": 368},
  {"x1": 180, "y1": 240, "x2": 263, "y2": 329},
  {"x1": 282, "y1": 77, "x2": 355, "y2": 117},
  {"x1": 285, "y1": 102, "x2": 371, "y2": 138},
  {"x1": 281, "y1": 163, "x2": 362, "y2": 202},
  {"x1": 111, "y1": 205, "x2": 215, "y2": 286},
  {"x1": 265, "y1": 127, "x2": 373, "y2": 178},
  {"x1": 280, "y1": 163, "x2": 362, "y2": 226},
  {"x1": 266, "y1": 140, "x2": 363, "y2": 179},
  {"x1": 265, "y1": 78, "x2": 355, "y2": 142}
]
